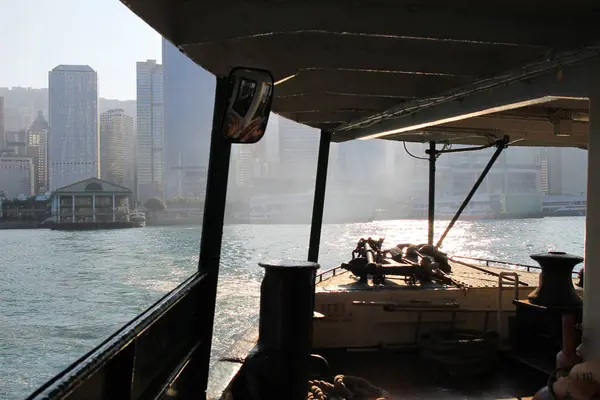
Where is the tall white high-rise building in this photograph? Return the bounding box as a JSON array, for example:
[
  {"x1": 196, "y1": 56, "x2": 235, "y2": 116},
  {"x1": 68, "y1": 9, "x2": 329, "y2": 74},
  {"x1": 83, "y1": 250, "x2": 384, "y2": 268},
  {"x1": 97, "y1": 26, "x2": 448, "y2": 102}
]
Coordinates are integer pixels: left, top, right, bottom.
[
  {"x1": 48, "y1": 65, "x2": 99, "y2": 191},
  {"x1": 162, "y1": 39, "x2": 214, "y2": 199},
  {"x1": 100, "y1": 109, "x2": 134, "y2": 189},
  {"x1": 278, "y1": 117, "x2": 319, "y2": 187},
  {"x1": 136, "y1": 59, "x2": 163, "y2": 201}
]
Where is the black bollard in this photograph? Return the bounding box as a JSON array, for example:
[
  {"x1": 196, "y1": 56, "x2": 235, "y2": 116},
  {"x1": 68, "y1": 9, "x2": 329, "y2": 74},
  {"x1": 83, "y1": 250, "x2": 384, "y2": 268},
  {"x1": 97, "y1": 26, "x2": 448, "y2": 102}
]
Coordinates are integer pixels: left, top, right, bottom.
[
  {"x1": 528, "y1": 251, "x2": 583, "y2": 308},
  {"x1": 252, "y1": 260, "x2": 319, "y2": 400}
]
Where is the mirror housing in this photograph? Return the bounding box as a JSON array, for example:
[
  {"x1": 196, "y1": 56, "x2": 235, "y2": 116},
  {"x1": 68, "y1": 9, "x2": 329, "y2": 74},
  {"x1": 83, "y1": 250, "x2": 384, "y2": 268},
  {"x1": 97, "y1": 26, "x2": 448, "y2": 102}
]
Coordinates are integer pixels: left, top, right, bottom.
[{"x1": 221, "y1": 67, "x2": 274, "y2": 144}]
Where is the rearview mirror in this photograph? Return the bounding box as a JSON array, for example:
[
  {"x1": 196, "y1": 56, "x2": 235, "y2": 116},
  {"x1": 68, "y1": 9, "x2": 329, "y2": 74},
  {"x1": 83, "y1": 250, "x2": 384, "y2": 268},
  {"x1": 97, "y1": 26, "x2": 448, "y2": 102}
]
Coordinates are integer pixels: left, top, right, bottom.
[{"x1": 221, "y1": 68, "x2": 274, "y2": 144}]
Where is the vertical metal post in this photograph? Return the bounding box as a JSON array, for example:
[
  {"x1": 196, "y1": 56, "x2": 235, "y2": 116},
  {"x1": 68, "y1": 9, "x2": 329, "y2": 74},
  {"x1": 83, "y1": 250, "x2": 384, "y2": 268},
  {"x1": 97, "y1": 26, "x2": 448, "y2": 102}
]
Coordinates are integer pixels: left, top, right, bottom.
[
  {"x1": 428, "y1": 141, "x2": 436, "y2": 245},
  {"x1": 308, "y1": 131, "x2": 331, "y2": 262},
  {"x1": 112, "y1": 194, "x2": 116, "y2": 222},
  {"x1": 196, "y1": 76, "x2": 231, "y2": 393}
]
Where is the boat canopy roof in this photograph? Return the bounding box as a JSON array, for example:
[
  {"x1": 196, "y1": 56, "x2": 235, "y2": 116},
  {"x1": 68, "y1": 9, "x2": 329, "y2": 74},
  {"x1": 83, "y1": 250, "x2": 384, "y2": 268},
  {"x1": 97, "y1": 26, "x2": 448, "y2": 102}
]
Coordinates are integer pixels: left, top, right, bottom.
[{"x1": 121, "y1": 0, "x2": 600, "y2": 148}]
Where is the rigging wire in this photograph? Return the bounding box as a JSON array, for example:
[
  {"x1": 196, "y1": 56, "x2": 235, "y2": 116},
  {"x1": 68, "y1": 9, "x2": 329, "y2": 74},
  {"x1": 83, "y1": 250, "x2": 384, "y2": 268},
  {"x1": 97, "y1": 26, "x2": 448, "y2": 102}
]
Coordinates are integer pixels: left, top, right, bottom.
[{"x1": 403, "y1": 142, "x2": 428, "y2": 160}]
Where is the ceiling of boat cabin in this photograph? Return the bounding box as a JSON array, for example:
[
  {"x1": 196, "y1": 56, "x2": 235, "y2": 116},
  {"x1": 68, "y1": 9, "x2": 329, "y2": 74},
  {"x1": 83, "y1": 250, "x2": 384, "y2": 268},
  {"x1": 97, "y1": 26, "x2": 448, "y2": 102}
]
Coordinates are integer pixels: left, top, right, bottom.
[{"x1": 120, "y1": 0, "x2": 600, "y2": 148}]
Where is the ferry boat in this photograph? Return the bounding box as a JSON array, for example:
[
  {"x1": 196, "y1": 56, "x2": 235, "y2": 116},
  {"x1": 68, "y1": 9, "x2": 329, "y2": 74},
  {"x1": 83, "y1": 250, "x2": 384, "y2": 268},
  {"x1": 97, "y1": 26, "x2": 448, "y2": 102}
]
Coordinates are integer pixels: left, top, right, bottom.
[
  {"x1": 25, "y1": 2, "x2": 600, "y2": 400},
  {"x1": 129, "y1": 212, "x2": 146, "y2": 228},
  {"x1": 542, "y1": 195, "x2": 587, "y2": 217}
]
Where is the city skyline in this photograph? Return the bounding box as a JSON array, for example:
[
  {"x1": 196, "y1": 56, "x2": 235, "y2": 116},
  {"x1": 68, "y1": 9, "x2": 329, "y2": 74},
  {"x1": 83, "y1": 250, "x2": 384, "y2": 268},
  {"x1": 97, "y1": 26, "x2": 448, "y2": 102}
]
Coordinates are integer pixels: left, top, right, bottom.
[{"x1": 0, "y1": 56, "x2": 590, "y2": 219}]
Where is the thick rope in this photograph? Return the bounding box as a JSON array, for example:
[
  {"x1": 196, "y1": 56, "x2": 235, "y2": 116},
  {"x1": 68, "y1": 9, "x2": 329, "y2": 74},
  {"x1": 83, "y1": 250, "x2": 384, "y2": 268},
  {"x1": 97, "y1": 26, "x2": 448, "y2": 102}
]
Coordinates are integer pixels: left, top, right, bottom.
[{"x1": 307, "y1": 374, "x2": 391, "y2": 400}]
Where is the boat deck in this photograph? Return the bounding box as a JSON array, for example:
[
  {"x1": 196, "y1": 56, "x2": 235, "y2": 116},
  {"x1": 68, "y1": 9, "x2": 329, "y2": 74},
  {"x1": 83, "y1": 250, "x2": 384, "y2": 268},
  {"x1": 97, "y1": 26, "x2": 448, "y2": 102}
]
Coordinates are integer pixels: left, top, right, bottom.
[
  {"x1": 317, "y1": 349, "x2": 544, "y2": 400},
  {"x1": 311, "y1": 260, "x2": 557, "y2": 349},
  {"x1": 317, "y1": 261, "x2": 541, "y2": 291}
]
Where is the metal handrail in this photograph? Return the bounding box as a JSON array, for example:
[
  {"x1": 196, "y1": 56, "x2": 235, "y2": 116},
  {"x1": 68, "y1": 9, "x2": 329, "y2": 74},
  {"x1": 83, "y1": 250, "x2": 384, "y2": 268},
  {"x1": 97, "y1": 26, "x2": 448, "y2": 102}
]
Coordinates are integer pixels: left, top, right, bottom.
[
  {"x1": 316, "y1": 265, "x2": 345, "y2": 283},
  {"x1": 452, "y1": 255, "x2": 581, "y2": 278},
  {"x1": 452, "y1": 255, "x2": 540, "y2": 272},
  {"x1": 498, "y1": 272, "x2": 519, "y2": 342}
]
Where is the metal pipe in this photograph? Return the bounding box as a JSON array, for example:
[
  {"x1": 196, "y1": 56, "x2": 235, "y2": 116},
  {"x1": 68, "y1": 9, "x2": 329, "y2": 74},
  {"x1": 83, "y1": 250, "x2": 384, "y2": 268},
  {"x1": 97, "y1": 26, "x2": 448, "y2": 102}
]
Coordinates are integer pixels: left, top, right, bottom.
[
  {"x1": 196, "y1": 76, "x2": 231, "y2": 393},
  {"x1": 428, "y1": 141, "x2": 436, "y2": 245},
  {"x1": 435, "y1": 137, "x2": 508, "y2": 249},
  {"x1": 308, "y1": 131, "x2": 331, "y2": 263},
  {"x1": 364, "y1": 241, "x2": 376, "y2": 268},
  {"x1": 558, "y1": 314, "x2": 578, "y2": 369}
]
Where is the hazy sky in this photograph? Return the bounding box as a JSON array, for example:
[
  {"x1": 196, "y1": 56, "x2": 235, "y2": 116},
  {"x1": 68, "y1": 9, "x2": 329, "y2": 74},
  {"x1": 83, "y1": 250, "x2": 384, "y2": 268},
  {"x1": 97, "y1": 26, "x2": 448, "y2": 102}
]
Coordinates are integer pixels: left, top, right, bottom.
[{"x1": 0, "y1": 0, "x2": 161, "y2": 100}]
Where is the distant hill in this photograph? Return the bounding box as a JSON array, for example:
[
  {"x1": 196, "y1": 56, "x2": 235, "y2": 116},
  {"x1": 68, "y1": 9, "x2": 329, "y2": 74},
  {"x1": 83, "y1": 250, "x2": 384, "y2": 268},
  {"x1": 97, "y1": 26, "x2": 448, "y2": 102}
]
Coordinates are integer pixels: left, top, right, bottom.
[{"x1": 0, "y1": 87, "x2": 136, "y2": 131}]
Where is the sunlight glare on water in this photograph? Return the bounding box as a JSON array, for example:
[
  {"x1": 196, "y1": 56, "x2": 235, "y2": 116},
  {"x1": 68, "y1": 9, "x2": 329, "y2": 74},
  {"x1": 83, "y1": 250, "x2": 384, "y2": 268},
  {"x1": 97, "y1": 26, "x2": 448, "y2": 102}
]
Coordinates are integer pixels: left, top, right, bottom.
[{"x1": 0, "y1": 217, "x2": 585, "y2": 398}]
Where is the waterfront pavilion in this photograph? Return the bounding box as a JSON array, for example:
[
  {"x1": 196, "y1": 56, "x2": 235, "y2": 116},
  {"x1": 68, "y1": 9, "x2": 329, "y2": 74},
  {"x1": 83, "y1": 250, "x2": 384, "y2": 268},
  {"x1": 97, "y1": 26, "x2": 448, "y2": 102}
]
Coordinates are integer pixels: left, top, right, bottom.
[{"x1": 50, "y1": 177, "x2": 131, "y2": 224}]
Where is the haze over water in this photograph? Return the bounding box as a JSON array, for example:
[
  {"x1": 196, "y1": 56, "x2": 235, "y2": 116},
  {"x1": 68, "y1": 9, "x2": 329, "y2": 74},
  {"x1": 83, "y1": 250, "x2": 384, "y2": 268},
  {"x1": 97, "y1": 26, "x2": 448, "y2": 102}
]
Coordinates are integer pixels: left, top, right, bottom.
[{"x1": 0, "y1": 217, "x2": 585, "y2": 398}]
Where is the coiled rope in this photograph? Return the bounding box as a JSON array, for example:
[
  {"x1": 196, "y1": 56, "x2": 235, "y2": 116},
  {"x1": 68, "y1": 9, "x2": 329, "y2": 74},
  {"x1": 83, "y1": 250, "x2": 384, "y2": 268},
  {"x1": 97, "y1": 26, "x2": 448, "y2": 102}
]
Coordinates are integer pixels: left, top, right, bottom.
[{"x1": 307, "y1": 374, "x2": 391, "y2": 400}]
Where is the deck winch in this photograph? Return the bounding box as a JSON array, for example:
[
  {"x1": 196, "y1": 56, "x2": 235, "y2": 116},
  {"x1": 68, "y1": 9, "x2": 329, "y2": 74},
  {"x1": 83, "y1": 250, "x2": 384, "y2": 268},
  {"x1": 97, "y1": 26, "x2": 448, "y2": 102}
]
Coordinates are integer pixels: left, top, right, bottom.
[
  {"x1": 342, "y1": 237, "x2": 459, "y2": 287},
  {"x1": 512, "y1": 251, "x2": 584, "y2": 373},
  {"x1": 528, "y1": 251, "x2": 583, "y2": 308}
]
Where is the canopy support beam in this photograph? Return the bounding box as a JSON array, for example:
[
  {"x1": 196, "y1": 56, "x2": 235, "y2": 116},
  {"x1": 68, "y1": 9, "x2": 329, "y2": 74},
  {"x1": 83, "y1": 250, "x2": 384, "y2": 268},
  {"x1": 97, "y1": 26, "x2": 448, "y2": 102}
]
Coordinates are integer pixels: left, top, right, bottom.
[
  {"x1": 196, "y1": 76, "x2": 231, "y2": 394},
  {"x1": 308, "y1": 131, "x2": 331, "y2": 262},
  {"x1": 428, "y1": 141, "x2": 436, "y2": 245}
]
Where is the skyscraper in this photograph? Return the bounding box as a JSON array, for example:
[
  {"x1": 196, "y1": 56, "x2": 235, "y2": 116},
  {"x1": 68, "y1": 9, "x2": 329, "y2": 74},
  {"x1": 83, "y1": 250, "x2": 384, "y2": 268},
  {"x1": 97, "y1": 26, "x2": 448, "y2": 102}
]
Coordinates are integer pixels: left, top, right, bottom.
[
  {"x1": 277, "y1": 117, "x2": 319, "y2": 189},
  {"x1": 136, "y1": 59, "x2": 163, "y2": 201},
  {"x1": 48, "y1": 65, "x2": 99, "y2": 191},
  {"x1": 0, "y1": 96, "x2": 4, "y2": 149},
  {"x1": 4, "y1": 129, "x2": 27, "y2": 156},
  {"x1": 100, "y1": 109, "x2": 134, "y2": 189},
  {"x1": 162, "y1": 39, "x2": 214, "y2": 199},
  {"x1": 27, "y1": 111, "x2": 49, "y2": 193}
]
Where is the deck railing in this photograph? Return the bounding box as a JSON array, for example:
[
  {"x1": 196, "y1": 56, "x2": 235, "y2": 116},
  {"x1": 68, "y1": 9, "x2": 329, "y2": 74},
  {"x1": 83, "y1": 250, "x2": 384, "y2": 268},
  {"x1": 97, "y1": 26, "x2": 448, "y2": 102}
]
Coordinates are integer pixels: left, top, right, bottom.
[
  {"x1": 316, "y1": 265, "x2": 345, "y2": 283},
  {"x1": 452, "y1": 255, "x2": 581, "y2": 278},
  {"x1": 452, "y1": 255, "x2": 541, "y2": 272},
  {"x1": 26, "y1": 272, "x2": 210, "y2": 400},
  {"x1": 316, "y1": 255, "x2": 583, "y2": 283}
]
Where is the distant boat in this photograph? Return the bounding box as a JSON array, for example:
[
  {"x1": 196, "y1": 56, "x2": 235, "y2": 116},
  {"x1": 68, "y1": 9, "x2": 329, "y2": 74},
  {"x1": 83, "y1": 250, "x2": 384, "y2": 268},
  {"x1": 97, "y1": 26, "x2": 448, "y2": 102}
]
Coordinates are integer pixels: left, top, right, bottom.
[
  {"x1": 130, "y1": 212, "x2": 146, "y2": 227},
  {"x1": 542, "y1": 195, "x2": 586, "y2": 216}
]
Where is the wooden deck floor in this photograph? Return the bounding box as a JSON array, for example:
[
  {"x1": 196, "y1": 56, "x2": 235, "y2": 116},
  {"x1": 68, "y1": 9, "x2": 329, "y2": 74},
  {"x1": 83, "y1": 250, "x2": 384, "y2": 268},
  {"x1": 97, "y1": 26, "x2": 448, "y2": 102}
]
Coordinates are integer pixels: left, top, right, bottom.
[{"x1": 317, "y1": 350, "x2": 544, "y2": 400}]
